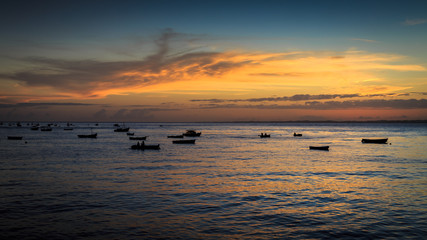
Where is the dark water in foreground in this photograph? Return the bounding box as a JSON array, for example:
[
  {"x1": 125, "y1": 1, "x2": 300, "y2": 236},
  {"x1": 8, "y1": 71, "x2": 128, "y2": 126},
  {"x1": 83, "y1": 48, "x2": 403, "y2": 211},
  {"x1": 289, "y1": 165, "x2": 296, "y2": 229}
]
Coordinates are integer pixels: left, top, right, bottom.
[{"x1": 1, "y1": 122, "x2": 426, "y2": 239}]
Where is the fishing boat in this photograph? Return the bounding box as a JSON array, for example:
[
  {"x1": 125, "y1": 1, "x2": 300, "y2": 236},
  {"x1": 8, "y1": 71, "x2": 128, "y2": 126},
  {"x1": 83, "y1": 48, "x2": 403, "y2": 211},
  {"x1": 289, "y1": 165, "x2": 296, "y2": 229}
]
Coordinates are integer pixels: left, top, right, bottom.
[
  {"x1": 129, "y1": 136, "x2": 147, "y2": 140},
  {"x1": 7, "y1": 136, "x2": 23, "y2": 140},
  {"x1": 361, "y1": 138, "x2": 388, "y2": 144},
  {"x1": 114, "y1": 127, "x2": 130, "y2": 132},
  {"x1": 309, "y1": 146, "x2": 329, "y2": 151},
  {"x1": 173, "y1": 139, "x2": 196, "y2": 144},
  {"x1": 183, "y1": 130, "x2": 201, "y2": 137},
  {"x1": 167, "y1": 135, "x2": 184, "y2": 138},
  {"x1": 131, "y1": 141, "x2": 160, "y2": 150},
  {"x1": 77, "y1": 133, "x2": 97, "y2": 138},
  {"x1": 259, "y1": 133, "x2": 270, "y2": 138},
  {"x1": 293, "y1": 133, "x2": 302, "y2": 137}
]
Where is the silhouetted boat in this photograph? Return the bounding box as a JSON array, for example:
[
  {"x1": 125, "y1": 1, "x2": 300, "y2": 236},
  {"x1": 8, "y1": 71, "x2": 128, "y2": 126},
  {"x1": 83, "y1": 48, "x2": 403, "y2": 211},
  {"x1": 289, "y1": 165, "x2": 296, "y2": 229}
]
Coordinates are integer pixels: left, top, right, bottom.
[
  {"x1": 309, "y1": 146, "x2": 329, "y2": 151},
  {"x1": 361, "y1": 138, "x2": 388, "y2": 144},
  {"x1": 183, "y1": 130, "x2": 201, "y2": 137},
  {"x1": 40, "y1": 126, "x2": 52, "y2": 131},
  {"x1": 8, "y1": 136, "x2": 23, "y2": 140},
  {"x1": 78, "y1": 133, "x2": 97, "y2": 138},
  {"x1": 129, "y1": 136, "x2": 147, "y2": 140},
  {"x1": 127, "y1": 132, "x2": 135, "y2": 136},
  {"x1": 167, "y1": 135, "x2": 184, "y2": 138},
  {"x1": 294, "y1": 133, "x2": 302, "y2": 137},
  {"x1": 259, "y1": 133, "x2": 270, "y2": 138},
  {"x1": 114, "y1": 127, "x2": 129, "y2": 132},
  {"x1": 173, "y1": 139, "x2": 196, "y2": 144},
  {"x1": 131, "y1": 141, "x2": 160, "y2": 150}
]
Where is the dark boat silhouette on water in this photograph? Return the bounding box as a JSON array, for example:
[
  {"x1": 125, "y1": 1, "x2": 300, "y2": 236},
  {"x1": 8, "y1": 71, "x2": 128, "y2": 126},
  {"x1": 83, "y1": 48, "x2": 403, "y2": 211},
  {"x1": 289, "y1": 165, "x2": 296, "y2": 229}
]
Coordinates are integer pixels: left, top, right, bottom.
[
  {"x1": 8, "y1": 136, "x2": 23, "y2": 140},
  {"x1": 309, "y1": 146, "x2": 329, "y2": 151},
  {"x1": 183, "y1": 130, "x2": 201, "y2": 137},
  {"x1": 131, "y1": 141, "x2": 160, "y2": 150},
  {"x1": 259, "y1": 133, "x2": 270, "y2": 138},
  {"x1": 294, "y1": 132, "x2": 302, "y2": 137},
  {"x1": 361, "y1": 138, "x2": 388, "y2": 144},
  {"x1": 77, "y1": 133, "x2": 97, "y2": 138}
]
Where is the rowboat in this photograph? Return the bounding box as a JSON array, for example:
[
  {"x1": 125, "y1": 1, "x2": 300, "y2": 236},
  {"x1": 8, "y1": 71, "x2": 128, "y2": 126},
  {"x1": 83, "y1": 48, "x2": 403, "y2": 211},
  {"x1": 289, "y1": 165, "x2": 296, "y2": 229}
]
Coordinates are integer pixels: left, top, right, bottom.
[
  {"x1": 114, "y1": 127, "x2": 129, "y2": 132},
  {"x1": 78, "y1": 133, "x2": 97, "y2": 138},
  {"x1": 131, "y1": 141, "x2": 160, "y2": 150},
  {"x1": 361, "y1": 138, "x2": 388, "y2": 144},
  {"x1": 173, "y1": 139, "x2": 196, "y2": 144},
  {"x1": 7, "y1": 136, "x2": 23, "y2": 140},
  {"x1": 309, "y1": 146, "x2": 329, "y2": 151}
]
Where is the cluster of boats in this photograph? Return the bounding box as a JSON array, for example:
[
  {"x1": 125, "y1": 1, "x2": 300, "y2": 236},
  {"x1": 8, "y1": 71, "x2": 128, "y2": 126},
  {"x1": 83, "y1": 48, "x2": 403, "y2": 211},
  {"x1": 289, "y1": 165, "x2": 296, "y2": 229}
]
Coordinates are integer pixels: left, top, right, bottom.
[
  {"x1": 5, "y1": 123, "x2": 389, "y2": 152},
  {"x1": 130, "y1": 130, "x2": 200, "y2": 150}
]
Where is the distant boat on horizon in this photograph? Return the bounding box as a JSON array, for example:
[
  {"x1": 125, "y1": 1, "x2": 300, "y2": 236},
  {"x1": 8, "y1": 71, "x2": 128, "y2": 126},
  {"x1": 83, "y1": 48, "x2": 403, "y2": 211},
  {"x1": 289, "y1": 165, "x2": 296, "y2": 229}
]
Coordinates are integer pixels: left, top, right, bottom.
[
  {"x1": 309, "y1": 146, "x2": 329, "y2": 151},
  {"x1": 77, "y1": 133, "x2": 97, "y2": 138},
  {"x1": 7, "y1": 136, "x2": 23, "y2": 140},
  {"x1": 361, "y1": 138, "x2": 388, "y2": 144}
]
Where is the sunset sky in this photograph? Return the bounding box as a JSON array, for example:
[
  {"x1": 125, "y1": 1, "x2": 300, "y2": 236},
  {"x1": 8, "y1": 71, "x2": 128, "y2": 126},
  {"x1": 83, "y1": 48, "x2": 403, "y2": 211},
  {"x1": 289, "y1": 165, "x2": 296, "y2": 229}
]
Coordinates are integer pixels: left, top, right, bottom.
[{"x1": 1, "y1": 0, "x2": 426, "y2": 122}]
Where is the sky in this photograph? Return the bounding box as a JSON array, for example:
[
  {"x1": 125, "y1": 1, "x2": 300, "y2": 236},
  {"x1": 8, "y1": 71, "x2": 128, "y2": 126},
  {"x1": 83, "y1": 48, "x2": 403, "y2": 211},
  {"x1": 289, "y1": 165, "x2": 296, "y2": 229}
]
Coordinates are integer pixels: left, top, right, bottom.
[{"x1": 1, "y1": 0, "x2": 427, "y2": 122}]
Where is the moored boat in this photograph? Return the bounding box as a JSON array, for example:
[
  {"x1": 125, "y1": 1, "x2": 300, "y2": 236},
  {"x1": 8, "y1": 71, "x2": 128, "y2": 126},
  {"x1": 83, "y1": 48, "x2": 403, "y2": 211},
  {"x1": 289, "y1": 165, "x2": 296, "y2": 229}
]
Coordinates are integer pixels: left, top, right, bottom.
[
  {"x1": 7, "y1": 136, "x2": 23, "y2": 140},
  {"x1": 293, "y1": 132, "x2": 302, "y2": 137},
  {"x1": 114, "y1": 127, "x2": 130, "y2": 132},
  {"x1": 173, "y1": 139, "x2": 196, "y2": 144},
  {"x1": 361, "y1": 138, "x2": 388, "y2": 144},
  {"x1": 131, "y1": 141, "x2": 160, "y2": 150},
  {"x1": 127, "y1": 132, "x2": 135, "y2": 136},
  {"x1": 78, "y1": 133, "x2": 97, "y2": 138},
  {"x1": 309, "y1": 146, "x2": 329, "y2": 151},
  {"x1": 259, "y1": 133, "x2": 270, "y2": 138},
  {"x1": 183, "y1": 130, "x2": 201, "y2": 137}
]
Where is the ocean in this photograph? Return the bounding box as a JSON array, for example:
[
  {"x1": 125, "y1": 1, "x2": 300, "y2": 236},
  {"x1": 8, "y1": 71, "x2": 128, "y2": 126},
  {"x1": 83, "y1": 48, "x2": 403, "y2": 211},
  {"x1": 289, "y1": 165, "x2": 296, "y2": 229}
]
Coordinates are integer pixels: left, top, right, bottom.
[{"x1": 1, "y1": 122, "x2": 426, "y2": 239}]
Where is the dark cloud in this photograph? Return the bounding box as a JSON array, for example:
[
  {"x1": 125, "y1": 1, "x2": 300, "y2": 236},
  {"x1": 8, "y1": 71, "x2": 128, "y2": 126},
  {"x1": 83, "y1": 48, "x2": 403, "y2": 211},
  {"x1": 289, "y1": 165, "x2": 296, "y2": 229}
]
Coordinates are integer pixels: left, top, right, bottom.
[
  {"x1": 1, "y1": 29, "x2": 253, "y2": 97},
  {"x1": 196, "y1": 99, "x2": 427, "y2": 110},
  {"x1": 191, "y1": 93, "x2": 362, "y2": 103},
  {"x1": 0, "y1": 102, "x2": 97, "y2": 108}
]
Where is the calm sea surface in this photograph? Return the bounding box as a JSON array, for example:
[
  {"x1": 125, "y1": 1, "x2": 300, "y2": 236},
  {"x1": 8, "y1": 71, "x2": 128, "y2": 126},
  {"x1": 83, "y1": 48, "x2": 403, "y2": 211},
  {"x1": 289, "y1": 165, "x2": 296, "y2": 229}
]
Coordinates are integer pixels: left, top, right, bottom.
[{"x1": 1, "y1": 122, "x2": 426, "y2": 239}]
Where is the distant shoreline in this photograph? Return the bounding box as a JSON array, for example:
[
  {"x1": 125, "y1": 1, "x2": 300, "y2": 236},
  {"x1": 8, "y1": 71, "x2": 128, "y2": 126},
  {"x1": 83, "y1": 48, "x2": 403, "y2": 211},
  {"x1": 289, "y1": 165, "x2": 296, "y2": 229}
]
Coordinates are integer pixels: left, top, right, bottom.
[{"x1": 2, "y1": 120, "x2": 427, "y2": 124}]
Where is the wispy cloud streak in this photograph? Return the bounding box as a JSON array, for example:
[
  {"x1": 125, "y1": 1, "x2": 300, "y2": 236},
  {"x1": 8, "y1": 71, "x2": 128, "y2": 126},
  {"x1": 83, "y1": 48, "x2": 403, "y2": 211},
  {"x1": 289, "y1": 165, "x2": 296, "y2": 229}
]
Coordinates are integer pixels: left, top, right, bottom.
[{"x1": 403, "y1": 18, "x2": 427, "y2": 26}]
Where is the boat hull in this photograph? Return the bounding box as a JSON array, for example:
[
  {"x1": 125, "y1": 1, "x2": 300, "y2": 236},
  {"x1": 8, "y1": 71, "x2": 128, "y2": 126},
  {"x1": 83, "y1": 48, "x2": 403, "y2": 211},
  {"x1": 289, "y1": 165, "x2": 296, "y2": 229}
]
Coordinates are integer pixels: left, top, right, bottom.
[
  {"x1": 78, "y1": 133, "x2": 97, "y2": 138},
  {"x1": 7, "y1": 136, "x2": 23, "y2": 140},
  {"x1": 361, "y1": 138, "x2": 388, "y2": 144},
  {"x1": 309, "y1": 146, "x2": 329, "y2": 151}
]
